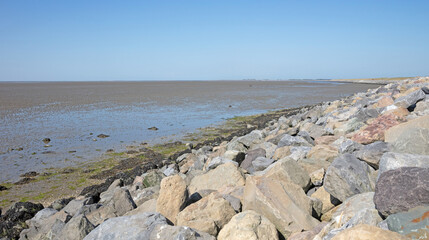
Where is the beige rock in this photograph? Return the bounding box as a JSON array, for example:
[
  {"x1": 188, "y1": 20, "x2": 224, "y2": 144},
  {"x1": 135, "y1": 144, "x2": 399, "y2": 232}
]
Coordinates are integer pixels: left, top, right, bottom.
[
  {"x1": 298, "y1": 159, "x2": 331, "y2": 176},
  {"x1": 262, "y1": 158, "x2": 311, "y2": 191},
  {"x1": 272, "y1": 146, "x2": 291, "y2": 160},
  {"x1": 307, "y1": 145, "x2": 338, "y2": 162},
  {"x1": 188, "y1": 162, "x2": 245, "y2": 195},
  {"x1": 311, "y1": 186, "x2": 337, "y2": 214},
  {"x1": 314, "y1": 136, "x2": 338, "y2": 146},
  {"x1": 125, "y1": 198, "x2": 157, "y2": 216},
  {"x1": 156, "y1": 175, "x2": 188, "y2": 224},
  {"x1": 321, "y1": 205, "x2": 340, "y2": 222},
  {"x1": 331, "y1": 224, "x2": 407, "y2": 240},
  {"x1": 309, "y1": 168, "x2": 325, "y2": 186},
  {"x1": 218, "y1": 210, "x2": 279, "y2": 240},
  {"x1": 243, "y1": 176, "x2": 319, "y2": 238},
  {"x1": 176, "y1": 192, "x2": 236, "y2": 236},
  {"x1": 385, "y1": 115, "x2": 429, "y2": 142},
  {"x1": 382, "y1": 107, "x2": 409, "y2": 118},
  {"x1": 374, "y1": 96, "x2": 394, "y2": 108}
]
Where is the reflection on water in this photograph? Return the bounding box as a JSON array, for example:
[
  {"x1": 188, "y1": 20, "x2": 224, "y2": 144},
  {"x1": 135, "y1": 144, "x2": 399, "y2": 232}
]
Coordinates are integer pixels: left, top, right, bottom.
[{"x1": 0, "y1": 80, "x2": 376, "y2": 182}]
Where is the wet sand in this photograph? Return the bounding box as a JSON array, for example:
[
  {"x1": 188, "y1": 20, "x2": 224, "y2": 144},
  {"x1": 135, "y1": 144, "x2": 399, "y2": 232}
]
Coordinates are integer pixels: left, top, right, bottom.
[{"x1": 0, "y1": 80, "x2": 378, "y2": 183}]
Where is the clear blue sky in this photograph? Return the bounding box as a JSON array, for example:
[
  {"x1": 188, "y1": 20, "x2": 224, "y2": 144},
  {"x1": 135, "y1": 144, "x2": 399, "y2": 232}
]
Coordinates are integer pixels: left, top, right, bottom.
[{"x1": 0, "y1": 1, "x2": 428, "y2": 81}]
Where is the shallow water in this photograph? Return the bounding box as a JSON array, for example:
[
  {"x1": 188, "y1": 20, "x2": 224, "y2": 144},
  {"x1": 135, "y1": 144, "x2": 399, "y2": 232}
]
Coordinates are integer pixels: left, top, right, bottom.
[{"x1": 0, "y1": 80, "x2": 376, "y2": 182}]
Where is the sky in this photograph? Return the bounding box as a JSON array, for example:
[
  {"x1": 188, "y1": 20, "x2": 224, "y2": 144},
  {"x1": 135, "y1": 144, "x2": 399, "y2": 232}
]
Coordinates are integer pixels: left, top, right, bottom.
[{"x1": 0, "y1": 1, "x2": 428, "y2": 81}]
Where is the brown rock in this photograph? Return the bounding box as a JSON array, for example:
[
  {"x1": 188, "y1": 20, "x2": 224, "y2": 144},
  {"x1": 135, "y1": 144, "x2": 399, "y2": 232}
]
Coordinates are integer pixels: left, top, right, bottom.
[
  {"x1": 331, "y1": 224, "x2": 407, "y2": 240},
  {"x1": 351, "y1": 113, "x2": 403, "y2": 144},
  {"x1": 374, "y1": 96, "x2": 394, "y2": 108},
  {"x1": 310, "y1": 186, "x2": 338, "y2": 214},
  {"x1": 314, "y1": 136, "x2": 338, "y2": 146},
  {"x1": 272, "y1": 146, "x2": 291, "y2": 160},
  {"x1": 307, "y1": 145, "x2": 338, "y2": 162},
  {"x1": 156, "y1": 175, "x2": 188, "y2": 224}
]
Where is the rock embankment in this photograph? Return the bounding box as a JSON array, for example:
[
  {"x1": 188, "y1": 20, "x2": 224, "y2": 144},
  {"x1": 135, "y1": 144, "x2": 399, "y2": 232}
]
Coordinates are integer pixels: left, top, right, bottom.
[{"x1": 2, "y1": 77, "x2": 429, "y2": 240}]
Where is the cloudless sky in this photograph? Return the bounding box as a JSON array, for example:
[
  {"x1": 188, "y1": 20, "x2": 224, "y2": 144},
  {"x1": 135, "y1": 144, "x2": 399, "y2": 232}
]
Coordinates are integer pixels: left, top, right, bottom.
[{"x1": 0, "y1": 0, "x2": 428, "y2": 81}]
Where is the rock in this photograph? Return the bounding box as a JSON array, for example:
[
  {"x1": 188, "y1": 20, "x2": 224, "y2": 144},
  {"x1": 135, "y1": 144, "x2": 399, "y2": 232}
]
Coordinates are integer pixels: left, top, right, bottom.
[
  {"x1": 331, "y1": 192, "x2": 378, "y2": 227},
  {"x1": 331, "y1": 224, "x2": 407, "y2": 240},
  {"x1": 262, "y1": 158, "x2": 311, "y2": 191},
  {"x1": 42, "y1": 137, "x2": 51, "y2": 144},
  {"x1": 0, "y1": 202, "x2": 44, "y2": 240},
  {"x1": 59, "y1": 214, "x2": 95, "y2": 240},
  {"x1": 339, "y1": 139, "x2": 362, "y2": 154},
  {"x1": 351, "y1": 113, "x2": 403, "y2": 144},
  {"x1": 240, "y1": 148, "x2": 266, "y2": 171},
  {"x1": 217, "y1": 210, "x2": 279, "y2": 240},
  {"x1": 314, "y1": 135, "x2": 338, "y2": 145},
  {"x1": 384, "y1": 115, "x2": 429, "y2": 155},
  {"x1": 251, "y1": 142, "x2": 276, "y2": 159},
  {"x1": 288, "y1": 146, "x2": 311, "y2": 161},
  {"x1": 131, "y1": 186, "x2": 159, "y2": 206},
  {"x1": 99, "y1": 179, "x2": 123, "y2": 204},
  {"x1": 83, "y1": 212, "x2": 167, "y2": 240},
  {"x1": 125, "y1": 198, "x2": 157, "y2": 216},
  {"x1": 236, "y1": 130, "x2": 263, "y2": 148},
  {"x1": 378, "y1": 152, "x2": 429, "y2": 177},
  {"x1": 156, "y1": 175, "x2": 188, "y2": 224},
  {"x1": 310, "y1": 186, "x2": 340, "y2": 214},
  {"x1": 0, "y1": 185, "x2": 7, "y2": 191},
  {"x1": 250, "y1": 157, "x2": 274, "y2": 173},
  {"x1": 96, "y1": 133, "x2": 109, "y2": 138},
  {"x1": 188, "y1": 162, "x2": 245, "y2": 195},
  {"x1": 149, "y1": 224, "x2": 215, "y2": 240},
  {"x1": 162, "y1": 164, "x2": 178, "y2": 176},
  {"x1": 148, "y1": 126, "x2": 158, "y2": 131},
  {"x1": 176, "y1": 192, "x2": 236, "y2": 236},
  {"x1": 323, "y1": 154, "x2": 375, "y2": 202},
  {"x1": 277, "y1": 134, "x2": 312, "y2": 148},
  {"x1": 374, "y1": 96, "x2": 394, "y2": 108},
  {"x1": 307, "y1": 145, "x2": 338, "y2": 162},
  {"x1": 206, "y1": 157, "x2": 234, "y2": 171},
  {"x1": 374, "y1": 167, "x2": 429, "y2": 216},
  {"x1": 143, "y1": 171, "x2": 164, "y2": 188},
  {"x1": 309, "y1": 168, "x2": 324, "y2": 186},
  {"x1": 50, "y1": 197, "x2": 74, "y2": 211},
  {"x1": 394, "y1": 89, "x2": 426, "y2": 108},
  {"x1": 288, "y1": 222, "x2": 328, "y2": 240},
  {"x1": 223, "y1": 150, "x2": 245, "y2": 163},
  {"x1": 63, "y1": 197, "x2": 94, "y2": 216},
  {"x1": 242, "y1": 176, "x2": 319, "y2": 238},
  {"x1": 226, "y1": 137, "x2": 247, "y2": 152},
  {"x1": 355, "y1": 141, "x2": 389, "y2": 169},
  {"x1": 272, "y1": 146, "x2": 291, "y2": 160},
  {"x1": 386, "y1": 205, "x2": 429, "y2": 240}
]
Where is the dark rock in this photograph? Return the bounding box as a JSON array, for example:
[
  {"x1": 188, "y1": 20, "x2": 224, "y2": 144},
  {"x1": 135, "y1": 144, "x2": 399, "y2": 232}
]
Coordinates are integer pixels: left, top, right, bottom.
[
  {"x1": 41, "y1": 150, "x2": 56, "y2": 154},
  {"x1": 421, "y1": 86, "x2": 429, "y2": 94},
  {"x1": 386, "y1": 205, "x2": 429, "y2": 239},
  {"x1": 42, "y1": 138, "x2": 51, "y2": 144},
  {"x1": 59, "y1": 214, "x2": 95, "y2": 240},
  {"x1": 62, "y1": 168, "x2": 75, "y2": 174},
  {"x1": 0, "y1": 185, "x2": 8, "y2": 191},
  {"x1": 0, "y1": 202, "x2": 44, "y2": 240},
  {"x1": 240, "y1": 148, "x2": 266, "y2": 171},
  {"x1": 126, "y1": 150, "x2": 139, "y2": 154},
  {"x1": 323, "y1": 154, "x2": 375, "y2": 202},
  {"x1": 15, "y1": 177, "x2": 35, "y2": 185},
  {"x1": 148, "y1": 126, "x2": 158, "y2": 131},
  {"x1": 105, "y1": 149, "x2": 114, "y2": 153},
  {"x1": 97, "y1": 134, "x2": 110, "y2": 138},
  {"x1": 20, "y1": 171, "x2": 38, "y2": 178},
  {"x1": 355, "y1": 141, "x2": 390, "y2": 169},
  {"x1": 374, "y1": 167, "x2": 429, "y2": 216}
]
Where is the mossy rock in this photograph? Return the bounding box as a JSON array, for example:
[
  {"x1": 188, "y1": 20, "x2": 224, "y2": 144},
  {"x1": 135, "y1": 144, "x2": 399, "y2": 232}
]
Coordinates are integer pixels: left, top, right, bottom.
[{"x1": 143, "y1": 171, "x2": 164, "y2": 188}]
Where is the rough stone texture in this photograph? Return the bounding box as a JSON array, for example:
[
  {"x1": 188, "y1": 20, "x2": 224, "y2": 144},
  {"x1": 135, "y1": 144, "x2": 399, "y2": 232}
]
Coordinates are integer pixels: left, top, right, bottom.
[
  {"x1": 218, "y1": 210, "x2": 278, "y2": 240},
  {"x1": 125, "y1": 198, "x2": 157, "y2": 216},
  {"x1": 394, "y1": 89, "x2": 426, "y2": 108},
  {"x1": 331, "y1": 224, "x2": 407, "y2": 240},
  {"x1": 156, "y1": 175, "x2": 188, "y2": 224},
  {"x1": 314, "y1": 136, "x2": 338, "y2": 146},
  {"x1": 378, "y1": 152, "x2": 429, "y2": 178},
  {"x1": 0, "y1": 202, "x2": 44, "y2": 240},
  {"x1": 309, "y1": 168, "x2": 324, "y2": 186},
  {"x1": 99, "y1": 179, "x2": 123, "y2": 204},
  {"x1": 324, "y1": 154, "x2": 375, "y2": 202},
  {"x1": 176, "y1": 192, "x2": 236, "y2": 236},
  {"x1": 386, "y1": 205, "x2": 429, "y2": 240},
  {"x1": 288, "y1": 222, "x2": 328, "y2": 240},
  {"x1": 188, "y1": 162, "x2": 245, "y2": 195},
  {"x1": 306, "y1": 145, "x2": 338, "y2": 162},
  {"x1": 384, "y1": 115, "x2": 429, "y2": 155},
  {"x1": 240, "y1": 148, "x2": 266, "y2": 171},
  {"x1": 242, "y1": 175, "x2": 319, "y2": 238},
  {"x1": 374, "y1": 167, "x2": 429, "y2": 216},
  {"x1": 149, "y1": 225, "x2": 215, "y2": 240},
  {"x1": 351, "y1": 113, "x2": 403, "y2": 144},
  {"x1": 63, "y1": 197, "x2": 92, "y2": 216},
  {"x1": 143, "y1": 171, "x2": 164, "y2": 188},
  {"x1": 83, "y1": 212, "x2": 167, "y2": 240},
  {"x1": 355, "y1": 141, "x2": 389, "y2": 169},
  {"x1": 261, "y1": 158, "x2": 311, "y2": 191},
  {"x1": 374, "y1": 96, "x2": 394, "y2": 108},
  {"x1": 339, "y1": 139, "x2": 362, "y2": 154},
  {"x1": 310, "y1": 186, "x2": 339, "y2": 214},
  {"x1": 250, "y1": 157, "x2": 274, "y2": 173},
  {"x1": 277, "y1": 134, "x2": 312, "y2": 148},
  {"x1": 272, "y1": 146, "x2": 291, "y2": 160},
  {"x1": 59, "y1": 214, "x2": 95, "y2": 240}
]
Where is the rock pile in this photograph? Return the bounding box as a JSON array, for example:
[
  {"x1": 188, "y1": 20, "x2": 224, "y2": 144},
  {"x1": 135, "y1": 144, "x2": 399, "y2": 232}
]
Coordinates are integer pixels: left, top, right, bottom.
[{"x1": 5, "y1": 77, "x2": 429, "y2": 240}]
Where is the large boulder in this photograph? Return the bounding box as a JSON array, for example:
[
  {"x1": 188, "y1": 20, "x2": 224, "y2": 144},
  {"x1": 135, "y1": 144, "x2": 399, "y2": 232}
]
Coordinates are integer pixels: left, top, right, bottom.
[
  {"x1": 149, "y1": 225, "x2": 215, "y2": 240},
  {"x1": 310, "y1": 186, "x2": 339, "y2": 214},
  {"x1": 176, "y1": 192, "x2": 236, "y2": 236},
  {"x1": 355, "y1": 141, "x2": 389, "y2": 169},
  {"x1": 323, "y1": 154, "x2": 375, "y2": 202},
  {"x1": 351, "y1": 113, "x2": 403, "y2": 144},
  {"x1": 384, "y1": 115, "x2": 429, "y2": 155},
  {"x1": 394, "y1": 89, "x2": 426, "y2": 108},
  {"x1": 261, "y1": 158, "x2": 311, "y2": 191},
  {"x1": 374, "y1": 167, "x2": 429, "y2": 216},
  {"x1": 378, "y1": 152, "x2": 429, "y2": 177},
  {"x1": 385, "y1": 205, "x2": 429, "y2": 240},
  {"x1": 277, "y1": 134, "x2": 312, "y2": 148},
  {"x1": 83, "y1": 212, "x2": 167, "y2": 240},
  {"x1": 306, "y1": 145, "x2": 338, "y2": 162},
  {"x1": 240, "y1": 148, "x2": 266, "y2": 171},
  {"x1": 217, "y1": 210, "x2": 279, "y2": 240},
  {"x1": 249, "y1": 157, "x2": 274, "y2": 173},
  {"x1": 58, "y1": 214, "x2": 95, "y2": 240},
  {"x1": 242, "y1": 176, "x2": 319, "y2": 238},
  {"x1": 0, "y1": 202, "x2": 44, "y2": 240},
  {"x1": 331, "y1": 224, "x2": 407, "y2": 240},
  {"x1": 188, "y1": 162, "x2": 245, "y2": 195},
  {"x1": 156, "y1": 175, "x2": 188, "y2": 224}
]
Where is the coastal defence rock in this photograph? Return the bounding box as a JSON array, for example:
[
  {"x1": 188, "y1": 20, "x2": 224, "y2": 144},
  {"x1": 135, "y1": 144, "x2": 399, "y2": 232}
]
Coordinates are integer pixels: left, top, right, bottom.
[
  {"x1": 242, "y1": 175, "x2": 319, "y2": 238},
  {"x1": 149, "y1": 225, "x2": 215, "y2": 240},
  {"x1": 384, "y1": 115, "x2": 429, "y2": 155},
  {"x1": 331, "y1": 224, "x2": 407, "y2": 240},
  {"x1": 217, "y1": 210, "x2": 279, "y2": 240},
  {"x1": 58, "y1": 214, "x2": 95, "y2": 240},
  {"x1": 378, "y1": 152, "x2": 429, "y2": 177},
  {"x1": 323, "y1": 154, "x2": 375, "y2": 202},
  {"x1": 394, "y1": 89, "x2": 426, "y2": 109},
  {"x1": 374, "y1": 167, "x2": 429, "y2": 216},
  {"x1": 188, "y1": 162, "x2": 245, "y2": 195},
  {"x1": 355, "y1": 141, "x2": 389, "y2": 169},
  {"x1": 351, "y1": 113, "x2": 403, "y2": 144},
  {"x1": 176, "y1": 192, "x2": 236, "y2": 236},
  {"x1": 156, "y1": 175, "x2": 188, "y2": 224},
  {"x1": 385, "y1": 205, "x2": 429, "y2": 240},
  {"x1": 261, "y1": 158, "x2": 311, "y2": 191},
  {"x1": 240, "y1": 148, "x2": 266, "y2": 171},
  {"x1": 306, "y1": 145, "x2": 338, "y2": 162},
  {"x1": 0, "y1": 202, "x2": 44, "y2": 240}
]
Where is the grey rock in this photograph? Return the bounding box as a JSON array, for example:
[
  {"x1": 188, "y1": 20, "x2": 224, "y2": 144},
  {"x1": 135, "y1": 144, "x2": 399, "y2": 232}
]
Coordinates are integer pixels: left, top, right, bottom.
[
  {"x1": 297, "y1": 131, "x2": 315, "y2": 145},
  {"x1": 386, "y1": 205, "x2": 429, "y2": 240},
  {"x1": 251, "y1": 157, "x2": 274, "y2": 173},
  {"x1": 390, "y1": 127, "x2": 429, "y2": 155},
  {"x1": 63, "y1": 198, "x2": 93, "y2": 216},
  {"x1": 339, "y1": 139, "x2": 362, "y2": 154},
  {"x1": 226, "y1": 137, "x2": 247, "y2": 152},
  {"x1": 222, "y1": 194, "x2": 241, "y2": 212},
  {"x1": 100, "y1": 179, "x2": 123, "y2": 204},
  {"x1": 132, "y1": 186, "x2": 159, "y2": 206},
  {"x1": 84, "y1": 212, "x2": 167, "y2": 240},
  {"x1": 277, "y1": 134, "x2": 312, "y2": 148},
  {"x1": 149, "y1": 225, "x2": 215, "y2": 240},
  {"x1": 143, "y1": 171, "x2": 164, "y2": 188},
  {"x1": 31, "y1": 208, "x2": 58, "y2": 223},
  {"x1": 237, "y1": 130, "x2": 263, "y2": 148},
  {"x1": 59, "y1": 214, "x2": 95, "y2": 240},
  {"x1": 288, "y1": 146, "x2": 311, "y2": 161},
  {"x1": 354, "y1": 108, "x2": 381, "y2": 122},
  {"x1": 378, "y1": 152, "x2": 429, "y2": 178},
  {"x1": 261, "y1": 158, "x2": 312, "y2": 191},
  {"x1": 355, "y1": 141, "x2": 389, "y2": 169},
  {"x1": 422, "y1": 86, "x2": 429, "y2": 94},
  {"x1": 374, "y1": 167, "x2": 429, "y2": 216},
  {"x1": 162, "y1": 164, "x2": 178, "y2": 177},
  {"x1": 50, "y1": 198, "x2": 74, "y2": 211},
  {"x1": 323, "y1": 154, "x2": 375, "y2": 202},
  {"x1": 206, "y1": 157, "x2": 234, "y2": 171},
  {"x1": 394, "y1": 89, "x2": 426, "y2": 108}
]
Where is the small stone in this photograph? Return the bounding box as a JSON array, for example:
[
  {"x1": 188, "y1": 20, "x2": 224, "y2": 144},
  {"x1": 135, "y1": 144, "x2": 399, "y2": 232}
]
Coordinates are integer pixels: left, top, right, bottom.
[
  {"x1": 97, "y1": 134, "x2": 110, "y2": 138},
  {"x1": 42, "y1": 138, "x2": 51, "y2": 144},
  {"x1": 148, "y1": 127, "x2": 158, "y2": 131}
]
